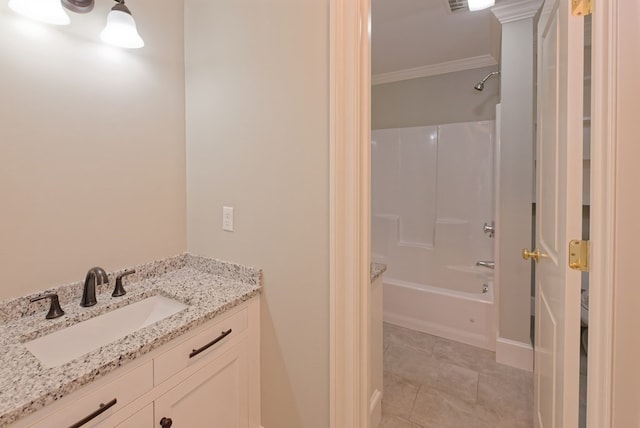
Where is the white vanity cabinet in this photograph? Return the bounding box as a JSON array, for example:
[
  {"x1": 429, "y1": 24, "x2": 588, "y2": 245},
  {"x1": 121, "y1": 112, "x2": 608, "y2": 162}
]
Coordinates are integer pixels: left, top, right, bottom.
[
  {"x1": 15, "y1": 297, "x2": 260, "y2": 428},
  {"x1": 26, "y1": 361, "x2": 155, "y2": 428},
  {"x1": 154, "y1": 339, "x2": 249, "y2": 427},
  {"x1": 102, "y1": 404, "x2": 154, "y2": 427}
]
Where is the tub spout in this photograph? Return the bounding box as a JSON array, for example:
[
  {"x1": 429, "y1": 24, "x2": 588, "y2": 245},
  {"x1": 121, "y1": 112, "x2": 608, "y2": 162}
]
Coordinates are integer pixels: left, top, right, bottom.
[{"x1": 476, "y1": 261, "x2": 495, "y2": 270}]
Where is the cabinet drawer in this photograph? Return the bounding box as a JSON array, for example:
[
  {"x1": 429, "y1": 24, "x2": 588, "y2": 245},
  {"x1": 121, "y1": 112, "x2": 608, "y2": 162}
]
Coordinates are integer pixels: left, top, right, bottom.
[
  {"x1": 96, "y1": 403, "x2": 153, "y2": 428},
  {"x1": 154, "y1": 306, "x2": 248, "y2": 385},
  {"x1": 30, "y1": 361, "x2": 153, "y2": 427}
]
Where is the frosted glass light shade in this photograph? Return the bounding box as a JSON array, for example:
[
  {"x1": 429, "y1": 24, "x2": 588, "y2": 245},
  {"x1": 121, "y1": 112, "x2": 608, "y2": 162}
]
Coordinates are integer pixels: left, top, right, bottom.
[
  {"x1": 8, "y1": 0, "x2": 71, "y2": 25},
  {"x1": 468, "y1": 0, "x2": 495, "y2": 11},
  {"x1": 100, "y1": 8, "x2": 144, "y2": 49}
]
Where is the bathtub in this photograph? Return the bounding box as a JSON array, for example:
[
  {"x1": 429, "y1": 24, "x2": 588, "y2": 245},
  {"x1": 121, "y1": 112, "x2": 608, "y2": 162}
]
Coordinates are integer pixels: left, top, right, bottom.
[
  {"x1": 373, "y1": 121, "x2": 497, "y2": 351},
  {"x1": 383, "y1": 276, "x2": 497, "y2": 351}
]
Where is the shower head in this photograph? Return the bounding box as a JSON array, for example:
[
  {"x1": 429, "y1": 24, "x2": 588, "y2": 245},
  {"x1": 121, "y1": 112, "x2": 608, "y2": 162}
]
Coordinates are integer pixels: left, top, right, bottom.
[{"x1": 474, "y1": 71, "x2": 500, "y2": 91}]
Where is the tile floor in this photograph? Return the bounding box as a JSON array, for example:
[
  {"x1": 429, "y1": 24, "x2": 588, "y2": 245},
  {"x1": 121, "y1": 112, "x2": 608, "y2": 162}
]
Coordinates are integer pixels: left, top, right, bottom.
[{"x1": 380, "y1": 323, "x2": 533, "y2": 428}]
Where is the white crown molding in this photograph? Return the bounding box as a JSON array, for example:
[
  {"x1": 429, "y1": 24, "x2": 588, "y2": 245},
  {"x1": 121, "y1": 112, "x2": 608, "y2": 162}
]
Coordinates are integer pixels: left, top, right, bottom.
[
  {"x1": 491, "y1": 0, "x2": 542, "y2": 24},
  {"x1": 372, "y1": 54, "x2": 498, "y2": 86}
]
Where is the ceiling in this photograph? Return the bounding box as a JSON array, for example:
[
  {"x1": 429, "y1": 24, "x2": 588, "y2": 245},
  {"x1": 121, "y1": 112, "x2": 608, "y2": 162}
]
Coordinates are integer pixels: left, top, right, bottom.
[{"x1": 371, "y1": 0, "x2": 505, "y2": 76}]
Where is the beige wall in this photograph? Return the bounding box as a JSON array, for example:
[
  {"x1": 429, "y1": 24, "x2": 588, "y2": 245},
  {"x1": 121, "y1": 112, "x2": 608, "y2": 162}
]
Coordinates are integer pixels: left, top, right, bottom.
[
  {"x1": 0, "y1": 2, "x2": 187, "y2": 300},
  {"x1": 496, "y1": 17, "x2": 535, "y2": 346},
  {"x1": 184, "y1": 1, "x2": 330, "y2": 427},
  {"x1": 371, "y1": 66, "x2": 499, "y2": 129},
  {"x1": 612, "y1": 0, "x2": 640, "y2": 424}
]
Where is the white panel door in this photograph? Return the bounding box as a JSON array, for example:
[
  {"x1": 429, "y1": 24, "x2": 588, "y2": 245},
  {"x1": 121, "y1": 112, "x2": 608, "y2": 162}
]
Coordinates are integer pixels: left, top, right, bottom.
[{"x1": 534, "y1": 0, "x2": 584, "y2": 427}]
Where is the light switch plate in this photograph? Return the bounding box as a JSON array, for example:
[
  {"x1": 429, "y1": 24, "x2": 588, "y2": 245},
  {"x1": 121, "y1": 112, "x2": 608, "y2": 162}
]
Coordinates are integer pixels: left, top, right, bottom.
[{"x1": 222, "y1": 206, "x2": 234, "y2": 231}]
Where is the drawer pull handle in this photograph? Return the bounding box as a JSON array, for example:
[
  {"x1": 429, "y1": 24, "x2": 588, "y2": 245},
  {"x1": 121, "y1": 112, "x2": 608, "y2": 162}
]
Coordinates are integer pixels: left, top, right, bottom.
[
  {"x1": 189, "y1": 328, "x2": 233, "y2": 358},
  {"x1": 160, "y1": 417, "x2": 173, "y2": 427},
  {"x1": 68, "y1": 398, "x2": 117, "y2": 428}
]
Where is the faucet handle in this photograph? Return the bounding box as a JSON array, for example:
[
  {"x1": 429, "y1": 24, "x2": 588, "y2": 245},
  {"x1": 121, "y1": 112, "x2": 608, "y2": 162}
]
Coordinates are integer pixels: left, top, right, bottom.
[
  {"x1": 112, "y1": 270, "x2": 136, "y2": 297},
  {"x1": 483, "y1": 222, "x2": 495, "y2": 237},
  {"x1": 30, "y1": 293, "x2": 65, "y2": 319}
]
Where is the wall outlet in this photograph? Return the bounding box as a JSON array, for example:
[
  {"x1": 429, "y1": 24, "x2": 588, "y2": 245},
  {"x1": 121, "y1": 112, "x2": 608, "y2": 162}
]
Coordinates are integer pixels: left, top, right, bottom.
[{"x1": 222, "y1": 206, "x2": 234, "y2": 231}]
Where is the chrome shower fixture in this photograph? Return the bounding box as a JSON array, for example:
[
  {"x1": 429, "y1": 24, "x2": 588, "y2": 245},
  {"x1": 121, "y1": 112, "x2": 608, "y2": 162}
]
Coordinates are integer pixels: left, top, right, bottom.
[
  {"x1": 483, "y1": 221, "x2": 495, "y2": 237},
  {"x1": 474, "y1": 71, "x2": 500, "y2": 91}
]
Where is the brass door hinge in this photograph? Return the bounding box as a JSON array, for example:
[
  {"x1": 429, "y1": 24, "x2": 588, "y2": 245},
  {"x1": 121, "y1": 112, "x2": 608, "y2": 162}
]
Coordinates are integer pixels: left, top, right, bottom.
[
  {"x1": 569, "y1": 240, "x2": 589, "y2": 272},
  {"x1": 572, "y1": 0, "x2": 592, "y2": 16}
]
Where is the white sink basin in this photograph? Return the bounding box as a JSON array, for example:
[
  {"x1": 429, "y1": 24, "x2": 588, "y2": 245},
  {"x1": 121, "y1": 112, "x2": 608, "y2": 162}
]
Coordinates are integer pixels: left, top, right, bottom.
[{"x1": 25, "y1": 295, "x2": 188, "y2": 368}]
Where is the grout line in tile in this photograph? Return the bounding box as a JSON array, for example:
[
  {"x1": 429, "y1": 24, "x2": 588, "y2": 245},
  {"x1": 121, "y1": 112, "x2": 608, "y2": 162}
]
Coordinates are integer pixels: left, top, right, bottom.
[
  {"x1": 385, "y1": 329, "x2": 534, "y2": 427},
  {"x1": 408, "y1": 382, "x2": 421, "y2": 422}
]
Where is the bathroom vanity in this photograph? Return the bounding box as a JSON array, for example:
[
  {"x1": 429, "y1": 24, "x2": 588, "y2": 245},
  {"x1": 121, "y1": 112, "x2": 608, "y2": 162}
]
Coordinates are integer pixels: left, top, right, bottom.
[{"x1": 0, "y1": 254, "x2": 261, "y2": 427}]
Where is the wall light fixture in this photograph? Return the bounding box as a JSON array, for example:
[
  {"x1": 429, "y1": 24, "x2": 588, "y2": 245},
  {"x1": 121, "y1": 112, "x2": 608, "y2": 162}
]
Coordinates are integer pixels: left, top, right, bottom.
[
  {"x1": 8, "y1": 0, "x2": 70, "y2": 25},
  {"x1": 99, "y1": 1, "x2": 143, "y2": 48},
  {"x1": 7, "y1": 0, "x2": 144, "y2": 48},
  {"x1": 468, "y1": 0, "x2": 495, "y2": 11}
]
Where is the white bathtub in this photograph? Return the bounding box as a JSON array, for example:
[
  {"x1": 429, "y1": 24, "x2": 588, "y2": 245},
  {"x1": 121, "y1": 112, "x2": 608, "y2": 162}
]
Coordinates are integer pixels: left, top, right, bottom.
[{"x1": 383, "y1": 276, "x2": 497, "y2": 351}]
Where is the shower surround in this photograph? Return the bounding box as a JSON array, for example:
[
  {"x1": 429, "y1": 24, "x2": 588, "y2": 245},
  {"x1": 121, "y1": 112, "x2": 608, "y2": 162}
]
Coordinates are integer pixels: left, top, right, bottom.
[{"x1": 372, "y1": 121, "x2": 496, "y2": 350}]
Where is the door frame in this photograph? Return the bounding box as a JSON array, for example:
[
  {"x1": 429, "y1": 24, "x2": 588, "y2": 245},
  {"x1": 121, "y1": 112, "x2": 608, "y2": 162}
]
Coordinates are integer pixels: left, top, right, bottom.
[
  {"x1": 588, "y1": 0, "x2": 618, "y2": 425},
  {"x1": 328, "y1": 0, "x2": 620, "y2": 426},
  {"x1": 329, "y1": 0, "x2": 371, "y2": 427}
]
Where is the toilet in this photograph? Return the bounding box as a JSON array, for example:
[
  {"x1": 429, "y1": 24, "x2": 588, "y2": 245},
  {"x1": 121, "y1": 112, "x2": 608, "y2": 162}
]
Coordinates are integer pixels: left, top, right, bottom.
[
  {"x1": 581, "y1": 288, "x2": 589, "y2": 327},
  {"x1": 580, "y1": 274, "x2": 589, "y2": 353}
]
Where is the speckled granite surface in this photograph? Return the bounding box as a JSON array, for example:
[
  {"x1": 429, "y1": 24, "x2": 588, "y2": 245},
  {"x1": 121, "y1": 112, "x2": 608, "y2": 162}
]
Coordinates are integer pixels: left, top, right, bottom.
[
  {"x1": 0, "y1": 254, "x2": 261, "y2": 426},
  {"x1": 371, "y1": 262, "x2": 387, "y2": 283}
]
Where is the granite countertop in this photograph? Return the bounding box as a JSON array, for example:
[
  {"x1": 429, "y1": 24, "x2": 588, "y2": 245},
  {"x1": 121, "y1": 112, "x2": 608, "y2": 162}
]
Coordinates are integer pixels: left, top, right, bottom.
[
  {"x1": 0, "y1": 254, "x2": 261, "y2": 426},
  {"x1": 371, "y1": 262, "x2": 387, "y2": 282}
]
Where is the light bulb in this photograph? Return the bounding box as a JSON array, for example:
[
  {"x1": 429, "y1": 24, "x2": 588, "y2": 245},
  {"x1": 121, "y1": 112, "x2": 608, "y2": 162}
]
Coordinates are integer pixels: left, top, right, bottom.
[
  {"x1": 8, "y1": 0, "x2": 71, "y2": 25},
  {"x1": 468, "y1": 0, "x2": 495, "y2": 11},
  {"x1": 100, "y1": 5, "x2": 144, "y2": 49}
]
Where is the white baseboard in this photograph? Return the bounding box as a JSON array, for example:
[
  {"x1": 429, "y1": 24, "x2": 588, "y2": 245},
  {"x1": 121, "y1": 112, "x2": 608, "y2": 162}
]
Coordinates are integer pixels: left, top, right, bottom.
[
  {"x1": 496, "y1": 336, "x2": 534, "y2": 371},
  {"x1": 384, "y1": 312, "x2": 496, "y2": 351}
]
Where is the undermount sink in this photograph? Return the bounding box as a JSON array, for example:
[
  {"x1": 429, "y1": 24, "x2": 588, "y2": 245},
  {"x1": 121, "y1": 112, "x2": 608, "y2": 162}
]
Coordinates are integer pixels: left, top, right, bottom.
[{"x1": 25, "y1": 295, "x2": 188, "y2": 368}]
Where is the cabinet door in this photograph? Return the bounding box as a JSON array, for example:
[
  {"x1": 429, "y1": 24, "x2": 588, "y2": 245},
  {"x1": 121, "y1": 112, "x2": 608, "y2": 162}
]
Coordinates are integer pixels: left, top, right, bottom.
[{"x1": 155, "y1": 339, "x2": 249, "y2": 428}]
